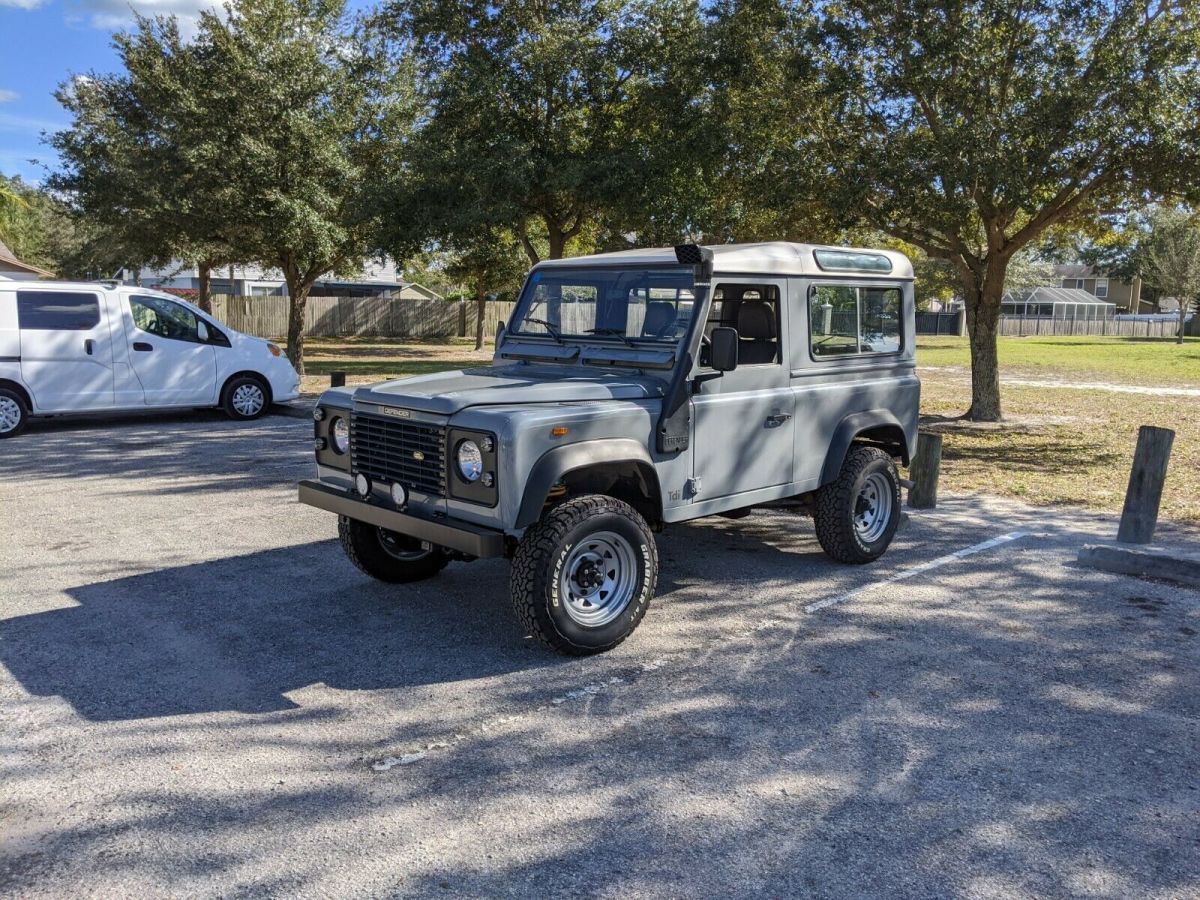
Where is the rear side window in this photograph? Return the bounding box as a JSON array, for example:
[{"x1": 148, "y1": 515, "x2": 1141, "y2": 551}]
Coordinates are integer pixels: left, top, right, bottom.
[
  {"x1": 17, "y1": 292, "x2": 101, "y2": 331},
  {"x1": 809, "y1": 285, "x2": 902, "y2": 357}
]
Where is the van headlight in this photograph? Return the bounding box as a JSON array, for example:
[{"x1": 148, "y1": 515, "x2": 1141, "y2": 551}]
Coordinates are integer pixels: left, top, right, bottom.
[
  {"x1": 330, "y1": 416, "x2": 349, "y2": 454},
  {"x1": 456, "y1": 440, "x2": 483, "y2": 482}
]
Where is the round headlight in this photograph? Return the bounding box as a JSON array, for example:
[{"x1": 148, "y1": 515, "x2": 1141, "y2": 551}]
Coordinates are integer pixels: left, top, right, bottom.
[
  {"x1": 331, "y1": 416, "x2": 349, "y2": 454},
  {"x1": 456, "y1": 440, "x2": 483, "y2": 482}
]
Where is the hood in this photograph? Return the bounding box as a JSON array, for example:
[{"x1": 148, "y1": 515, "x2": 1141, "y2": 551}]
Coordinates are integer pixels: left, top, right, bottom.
[{"x1": 352, "y1": 365, "x2": 666, "y2": 415}]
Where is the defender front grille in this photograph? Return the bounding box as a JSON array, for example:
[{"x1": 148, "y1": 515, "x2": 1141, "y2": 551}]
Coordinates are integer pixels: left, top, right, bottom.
[{"x1": 350, "y1": 411, "x2": 447, "y2": 498}]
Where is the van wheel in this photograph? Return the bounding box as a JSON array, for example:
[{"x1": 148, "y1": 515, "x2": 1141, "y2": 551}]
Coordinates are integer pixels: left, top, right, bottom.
[
  {"x1": 511, "y1": 494, "x2": 657, "y2": 655},
  {"x1": 813, "y1": 446, "x2": 901, "y2": 564},
  {"x1": 222, "y1": 375, "x2": 270, "y2": 420},
  {"x1": 0, "y1": 388, "x2": 28, "y2": 438},
  {"x1": 338, "y1": 516, "x2": 449, "y2": 583}
]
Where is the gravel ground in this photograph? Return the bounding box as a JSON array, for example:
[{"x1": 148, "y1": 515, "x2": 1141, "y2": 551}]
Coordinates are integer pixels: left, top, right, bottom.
[{"x1": 1, "y1": 412, "x2": 1198, "y2": 898}]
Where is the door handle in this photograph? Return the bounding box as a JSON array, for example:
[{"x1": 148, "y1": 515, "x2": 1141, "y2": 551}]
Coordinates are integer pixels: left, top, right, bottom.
[
  {"x1": 765, "y1": 413, "x2": 792, "y2": 427},
  {"x1": 84, "y1": 339, "x2": 94, "y2": 355},
  {"x1": 132, "y1": 342, "x2": 153, "y2": 352}
]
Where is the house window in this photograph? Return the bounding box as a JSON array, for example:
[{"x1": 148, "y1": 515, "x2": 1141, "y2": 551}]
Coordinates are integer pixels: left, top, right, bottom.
[
  {"x1": 1095, "y1": 278, "x2": 1109, "y2": 298},
  {"x1": 808, "y1": 284, "x2": 902, "y2": 357}
]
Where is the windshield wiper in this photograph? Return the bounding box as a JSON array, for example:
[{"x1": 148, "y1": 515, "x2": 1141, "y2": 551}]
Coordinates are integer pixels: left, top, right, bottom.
[
  {"x1": 586, "y1": 326, "x2": 637, "y2": 347},
  {"x1": 522, "y1": 317, "x2": 564, "y2": 344}
]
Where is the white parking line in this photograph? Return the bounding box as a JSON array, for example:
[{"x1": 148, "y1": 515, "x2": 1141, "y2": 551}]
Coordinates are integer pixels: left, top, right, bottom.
[{"x1": 804, "y1": 531, "x2": 1032, "y2": 614}]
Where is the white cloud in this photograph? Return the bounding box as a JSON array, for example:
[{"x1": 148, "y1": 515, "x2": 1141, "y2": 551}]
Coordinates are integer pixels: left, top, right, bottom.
[
  {"x1": 0, "y1": 0, "x2": 48, "y2": 10},
  {"x1": 66, "y1": 0, "x2": 222, "y2": 32},
  {"x1": 0, "y1": 90, "x2": 19, "y2": 104}
]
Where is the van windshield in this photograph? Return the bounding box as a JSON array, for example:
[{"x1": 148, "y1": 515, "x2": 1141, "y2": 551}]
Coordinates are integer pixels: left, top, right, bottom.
[{"x1": 510, "y1": 266, "x2": 696, "y2": 344}]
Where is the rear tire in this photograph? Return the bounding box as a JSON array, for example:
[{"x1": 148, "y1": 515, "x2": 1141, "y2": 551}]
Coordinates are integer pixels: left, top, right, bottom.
[
  {"x1": 813, "y1": 446, "x2": 901, "y2": 564},
  {"x1": 511, "y1": 494, "x2": 657, "y2": 655},
  {"x1": 338, "y1": 516, "x2": 449, "y2": 583},
  {"x1": 0, "y1": 388, "x2": 28, "y2": 439},
  {"x1": 222, "y1": 375, "x2": 270, "y2": 420}
]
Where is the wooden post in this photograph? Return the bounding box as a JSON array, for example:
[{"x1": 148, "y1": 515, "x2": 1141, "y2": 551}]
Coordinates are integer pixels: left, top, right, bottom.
[
  {"x1": 907, "y1": 432, "x2": 943, "y2": 509},
  {"x1": 330, "y1": 371, "x2": 346, "y2": 388},
  {"x1": 1117, "y1": 426, "x2": 1175, "y2": 544}
]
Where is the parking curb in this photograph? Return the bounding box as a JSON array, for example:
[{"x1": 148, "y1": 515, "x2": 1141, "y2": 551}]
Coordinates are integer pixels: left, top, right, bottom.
[{"x1": 1077, "y1": 543, "x2": 1200, "y2": 589}]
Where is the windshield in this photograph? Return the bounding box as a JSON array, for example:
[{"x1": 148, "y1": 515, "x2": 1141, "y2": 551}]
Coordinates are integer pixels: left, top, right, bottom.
[{"x1": 510, "y1": 266, "x2": 696, "y2": 344}]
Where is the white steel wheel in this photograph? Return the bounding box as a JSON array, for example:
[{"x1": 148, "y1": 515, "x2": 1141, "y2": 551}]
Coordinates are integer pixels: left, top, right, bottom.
[
  {"x1": 853, "y1": 472, "x2": 894, "y2": 544},
  {"x1": 558, "y1": 530, "x2": 639, "y2": 628}
]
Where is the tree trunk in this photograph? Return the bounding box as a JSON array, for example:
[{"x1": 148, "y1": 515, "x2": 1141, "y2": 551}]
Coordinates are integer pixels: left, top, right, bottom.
[
  {"x1": 1178, "y1": 301, "x2": 1187, "y2": 344},
  {"x1": 284, "y1": 273, "x2": 311, "y2": 376},
  {"x1": 197, "y1": 262, "x2": 213, "y2": 314},
  {"x1": 960, "y1": 269, "x2": 1004, "y2": 421},
  {"x1": 474, "y1": 283, "x2": 487, "y2": 350},
  {"x1": 547, "y1": 228, "x2": 567, "y2": 260}
]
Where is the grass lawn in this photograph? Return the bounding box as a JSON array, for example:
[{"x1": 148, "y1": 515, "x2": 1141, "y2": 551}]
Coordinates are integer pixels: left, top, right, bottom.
[
  {"x1": 918, "y1": 334, "x2": 1200, "y2": 387},
  {"x1": 292, "y1": 334, "x2": 1200, "y2": 523}
]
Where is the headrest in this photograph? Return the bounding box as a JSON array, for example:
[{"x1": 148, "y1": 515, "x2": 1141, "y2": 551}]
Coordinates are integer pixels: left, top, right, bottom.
[
  {"x1": 737, "y1": 300, "x2": 776, "y2": 340},
  {"x1": 642, "y1": 301, "x2": 677, "y2": 337}
]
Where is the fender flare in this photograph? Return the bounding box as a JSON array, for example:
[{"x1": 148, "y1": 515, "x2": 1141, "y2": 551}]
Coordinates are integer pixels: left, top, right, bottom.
[
  {"x1": 516, "y1": 439, "x2": 662, "y2": 528},
  {"x1": 820, "y1": 410, "x2": 911, "y2": 486}
]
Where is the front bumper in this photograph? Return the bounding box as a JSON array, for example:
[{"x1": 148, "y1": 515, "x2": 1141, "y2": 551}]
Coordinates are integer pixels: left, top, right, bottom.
[{"x1": 298, "y1": 479, "x2": 506, "y2": 558}]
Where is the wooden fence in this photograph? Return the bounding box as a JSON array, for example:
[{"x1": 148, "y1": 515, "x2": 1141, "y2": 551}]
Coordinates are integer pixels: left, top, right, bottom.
[
  {"x1": 997, "y1": 316, "x2": 1183, "y2": 338},
  {"x1": 208, "y1": 295, "x2": 1188, "y2": 342}
]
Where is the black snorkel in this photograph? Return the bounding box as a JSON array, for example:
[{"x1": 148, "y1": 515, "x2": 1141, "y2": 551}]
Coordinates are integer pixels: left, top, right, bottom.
[{"x1": 655, "y1": 244, "x2": 714, "y2": 454}]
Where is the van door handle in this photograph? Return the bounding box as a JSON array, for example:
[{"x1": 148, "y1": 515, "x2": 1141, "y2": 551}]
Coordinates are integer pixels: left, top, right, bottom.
[
  {"x1": 132, "y1": 342, "x2": 153, "y2": 352},
  {"x1": 84, "y1": 339, "x2": 94, "y2": 355},
  {"x1": 765, "y1": 413, "x2": 792, "y2": 427}
]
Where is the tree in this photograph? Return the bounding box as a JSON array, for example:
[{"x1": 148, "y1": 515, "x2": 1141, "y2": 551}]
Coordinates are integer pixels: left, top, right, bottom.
[
  {"x1": 384, "y1": 0, "x2": 703, "y2": 264},
  {"x1": 1140, "y1": 208, "x2": 1200, "y2": 343},
  {"x1": 801, "y1": 0, "x2": 1200, "y2": 420},
  {"x1": 181, "y1": 0, "x2": 414, "y2": 372},
  {"x1": 444, "y1": 229, "x2": 527, "y2": 349}
]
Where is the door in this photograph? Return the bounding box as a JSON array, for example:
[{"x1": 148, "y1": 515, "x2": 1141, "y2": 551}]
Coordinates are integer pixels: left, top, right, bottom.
[
  {"x1": 17, "y1": 289, "x2": 115, "y2": 411},
  {"x1": 691, "y1": 279, "x2": 795, "y2": 500},
  {"x1": 125, "y1": 295, "x2": 217, "y2": 406}
]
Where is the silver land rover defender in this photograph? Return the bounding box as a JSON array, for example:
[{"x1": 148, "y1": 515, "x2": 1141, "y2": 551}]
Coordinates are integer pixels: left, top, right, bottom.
[{"x1": 299, "y1": 242, "x2": 920, "y2": 654}]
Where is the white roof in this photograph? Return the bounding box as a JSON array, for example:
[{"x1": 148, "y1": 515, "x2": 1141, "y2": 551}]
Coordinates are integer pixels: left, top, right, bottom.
[{"x1": 533, "y1": 242, "x2": 914, "y2": 279}]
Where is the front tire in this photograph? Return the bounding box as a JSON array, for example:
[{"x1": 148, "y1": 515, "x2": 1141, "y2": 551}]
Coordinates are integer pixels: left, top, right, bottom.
[
  {"x1": 0, "y1": 388, "x2": 28, "y2": 439},
  {"x1": 813, "y1": 446, "x2": 901, "y2": 564},
  {"x1": 222, "y1": 375, "x2": 270, "y2": 420},
  {"x1": 338, "y1": 516, "x2": 449, "y2": 583},
  {"x1": 511, "y1": 494, "x2": 658, "y2": 656}
]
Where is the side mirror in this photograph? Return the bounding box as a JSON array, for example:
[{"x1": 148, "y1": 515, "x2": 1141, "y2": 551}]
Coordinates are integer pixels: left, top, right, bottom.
[
  {"x1": 197, "y1": 320, "x2": 210, "y2": 342},
  {"x1": 495, "y1": 320, "x2": 506, "y2": 349},
  {"x1": 709, "y1": 326, "x2": 739, "y2": 372}
]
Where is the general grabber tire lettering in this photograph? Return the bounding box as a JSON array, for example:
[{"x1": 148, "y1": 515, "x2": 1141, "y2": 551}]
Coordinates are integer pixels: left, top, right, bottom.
[
  {"x1": 338, "y1": 516, "x2": 449, "y2": 583},
  {"x1": 511, "y1": 494, "x2": 658, "y2": 656},
  {"x1": 813, "y1": 445, "x2": 902, "y2": 564}
]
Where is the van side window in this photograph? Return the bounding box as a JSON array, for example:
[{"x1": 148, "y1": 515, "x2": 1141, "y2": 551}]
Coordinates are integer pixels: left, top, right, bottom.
[
  {"x1": 809, "y1": 285, "x2": 902, "y2": 357},
  {"x1": 16, "y1": 292, "x2": 100, "y2": 330},
  {"x1": 130, "y1": 296, "x2": 202, "y2": 343},
  {"x1": 703, "y1": 284, "x2": 781, "y2": 366}
]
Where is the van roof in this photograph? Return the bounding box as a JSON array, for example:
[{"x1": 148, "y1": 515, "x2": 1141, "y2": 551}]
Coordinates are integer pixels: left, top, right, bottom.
[{"x1": 532, "y1": 241, "x2": 914, "y2": 279}]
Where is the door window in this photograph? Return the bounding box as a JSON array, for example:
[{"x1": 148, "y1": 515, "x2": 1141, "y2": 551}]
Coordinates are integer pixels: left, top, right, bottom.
[
  {"x1": 130, "y1": 296, "x2": 203, "y2": 343},
  {"x1": 809, "y1": 285, "x2": 902, "y2": 357},
  {"x1": 17, "y1": 292, "x2": 101, "y2": 330},
  {"x1": 703, "y1": 284, "x2": 782, "y2": 366}
]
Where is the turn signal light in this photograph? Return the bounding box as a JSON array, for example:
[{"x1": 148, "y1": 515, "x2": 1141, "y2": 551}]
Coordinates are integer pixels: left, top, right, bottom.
[
  {"x1": 267, "y1": 342, "x2": 283, "y2": 357},
  {"x1": 550, "y1": 426, "x2": 569, "y2": 437}
]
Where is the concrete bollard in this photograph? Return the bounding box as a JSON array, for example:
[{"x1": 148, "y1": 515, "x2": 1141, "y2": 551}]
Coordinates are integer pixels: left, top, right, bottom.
[
  {"x1": 907, "y1": 432, "x2": 943, "y2": 509},
  {"x1": 330, "y1": 371, "x2": 346, "y2": 388},
  {"x1": 1117, "y1": 425, "x2": 1175, "y2": 544}
]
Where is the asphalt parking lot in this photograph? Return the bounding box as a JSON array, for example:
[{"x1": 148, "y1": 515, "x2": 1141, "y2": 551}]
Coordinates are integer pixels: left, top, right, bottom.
[{"x1": 2, "y1": 412, "x2": 1198, "y2": 898}]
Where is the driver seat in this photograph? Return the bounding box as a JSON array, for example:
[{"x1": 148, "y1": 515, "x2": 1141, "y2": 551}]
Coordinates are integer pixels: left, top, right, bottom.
[
  {"x1": 736, "y1": 301, "x2": 778, "y2": 364},
  {"x1": 641, "y1": 301, "x2": 677, "y2": 338}
]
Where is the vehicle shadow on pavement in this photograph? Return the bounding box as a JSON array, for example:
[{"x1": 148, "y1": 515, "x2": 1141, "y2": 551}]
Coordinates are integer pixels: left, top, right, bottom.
[{"x1": 0, "y1": 541, "x2": 553, "y2": 721}]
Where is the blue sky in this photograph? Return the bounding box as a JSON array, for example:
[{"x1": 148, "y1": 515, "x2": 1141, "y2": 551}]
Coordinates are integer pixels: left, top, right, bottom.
[{"x1": 0, "y1": 0, "x2": 368, "y2": 185}]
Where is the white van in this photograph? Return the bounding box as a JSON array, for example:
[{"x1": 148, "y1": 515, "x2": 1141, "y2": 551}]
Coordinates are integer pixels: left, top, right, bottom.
[{"x1": 0, "y1": 280, "x2": 301, "y2": 438}]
